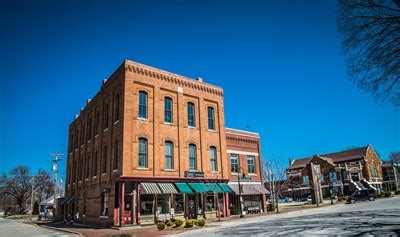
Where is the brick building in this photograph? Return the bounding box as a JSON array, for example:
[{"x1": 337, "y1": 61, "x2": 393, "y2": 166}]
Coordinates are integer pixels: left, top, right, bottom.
[
  {"x1": 382, "y1": 161, "x2": 400, "y2": 191},
  {"x1": 63, "y1": 60, "x2": 266, "y2": 227},
  {"x1": 284, "y1": 145, "x2": 383, "y2": 199}
]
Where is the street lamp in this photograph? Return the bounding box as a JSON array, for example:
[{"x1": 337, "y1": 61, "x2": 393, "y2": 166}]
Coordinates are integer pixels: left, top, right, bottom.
[{"x1": 237, "y1": 167, "x2": 246, "y2": 218}]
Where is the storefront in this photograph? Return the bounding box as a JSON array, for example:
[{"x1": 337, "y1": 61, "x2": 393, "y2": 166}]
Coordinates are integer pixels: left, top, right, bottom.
[
  {"x1": 228, "y1": 182, "x2": 268, "y2": 215},
  {"x1": 117, "y1": 180, "x2": 234, "y2": 226}
]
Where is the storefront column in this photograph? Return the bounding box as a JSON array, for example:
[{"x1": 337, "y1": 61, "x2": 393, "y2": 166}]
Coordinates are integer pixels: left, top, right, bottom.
[
  {"x1": 183, "y1": 194, "x2": 187, "y2": 219},
  {"x1": 136, "y1": 184, "x2": 141, "y2": 225},
  {"x1": 153, "y1": 194, "x2": 157, "y2": 223},
  {"x1": 262, "y1": 193, "x2": 267, "y2": 213},
  {"x1": 225, "y1": 193, "x2": 230, "y2": 217},
  {"x1": 121, "y1": 182, "x2": 125, "y2": 226}
]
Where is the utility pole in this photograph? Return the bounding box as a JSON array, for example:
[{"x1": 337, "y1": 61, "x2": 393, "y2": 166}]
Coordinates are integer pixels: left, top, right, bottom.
[
  {"x1": 49, "y1": 154, "x2": 64, "y2": 218},
  {"x1": 30, "y1": 176, "x2": 35, "y2": 220}
]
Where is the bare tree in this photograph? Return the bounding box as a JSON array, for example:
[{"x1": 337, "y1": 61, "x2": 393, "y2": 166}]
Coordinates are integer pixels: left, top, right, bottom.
[
  {"x1": 337, "y1": 0, "x2": 400, "y2": 106},
  {"x1": 0, "y1": 166, "x2": 54, "y2": 213},
  {"x1": 389, "y1": 151, "x2": 400, "y2": 163},
  {"x1": 264, "y1": 158, "x2": 289, "y2": 213}
]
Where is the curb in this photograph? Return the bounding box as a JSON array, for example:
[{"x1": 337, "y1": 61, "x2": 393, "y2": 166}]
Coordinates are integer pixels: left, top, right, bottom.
[{"x1": 32, "y1": 223, "x2": 83, "y2": 237}]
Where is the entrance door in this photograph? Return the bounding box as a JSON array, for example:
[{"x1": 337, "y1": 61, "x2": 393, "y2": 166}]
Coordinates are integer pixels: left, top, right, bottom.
[
  {"x1": 351, "y1": 172, "x2": 359, "y2": 182},
  {"x1": 187, "y1": 194, "x2": 197, "y2": 219}
]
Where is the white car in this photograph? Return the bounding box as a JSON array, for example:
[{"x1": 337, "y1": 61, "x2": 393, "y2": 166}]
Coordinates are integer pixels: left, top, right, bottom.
[{"x1": 307, "y1": 196, "x2": 312, "y2": 204}]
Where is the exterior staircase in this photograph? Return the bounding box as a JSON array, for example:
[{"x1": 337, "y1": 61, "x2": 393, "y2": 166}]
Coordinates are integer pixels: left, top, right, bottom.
[
  {"x1": 361, "y1": 179, "x2": 377, "y2": 191},
  {"x1": 355, "y1": 181, "x2": 367, "y2": 190}
]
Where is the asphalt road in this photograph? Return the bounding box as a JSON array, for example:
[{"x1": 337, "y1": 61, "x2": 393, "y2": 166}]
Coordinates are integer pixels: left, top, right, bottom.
[
  {"x1": 177, "y1": 196, "x2": 400, "y2": 236},
  {"x1": 0, "y1": 218, "x2": 78, "y2": 237}
]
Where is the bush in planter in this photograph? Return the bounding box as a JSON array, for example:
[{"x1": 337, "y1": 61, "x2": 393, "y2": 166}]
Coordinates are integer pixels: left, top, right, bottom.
[
  {"x1": 192, "y1": 219, "x2": 199, "y2": 226},
  {"x1": 166, "y1": 220, "x2": 174, "y2": 227},
  {"x1": 384, "y1": 191, "x2": 392, "y2": 197},
  {"x1": 174, "y1": 218, "x2": 184, "y2": 228},
  {"x1": 197, "y1": 219, "x2": 205, "y2": 226},
  {"x1": 157, "y1": 222, "x2": 166, "y2": 230},
  {"x1": 185, "y1": 220, "x2": 194, "y2": 228}
]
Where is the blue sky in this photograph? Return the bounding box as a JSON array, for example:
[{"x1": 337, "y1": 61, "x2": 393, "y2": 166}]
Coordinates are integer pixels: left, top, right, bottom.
[{"x1": 1, "y1": 0, "x2": 399, "y2": 179}]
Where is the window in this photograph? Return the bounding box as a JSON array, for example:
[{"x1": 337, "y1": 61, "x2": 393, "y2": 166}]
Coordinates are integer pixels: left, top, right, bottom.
[
  {"x1": 187, "y1": 102, "x2": 195, "y2": 127},
  {"x1": 210, "y1": 146, "x2": 218, "y2": 171},
  {"x1": 230, "y1": 154, "x2": 239, "y2": 173},
  {"x1": 100, "y1": 192, "x2": 108, "y2": 216},
  {"x1": 320, "y1": 174, "x2": 325, "y2": 183},
  {"x1": 87, "y1": 116, "x2": 92, "y2": 141},
  {"x1": 165, "y1": 141, "x2": 174, "y2": 170},
  {"x1": 74, "y1": 129, "x2": 79, "y2": 149},
  {"x1": 164, "y1": 97, "x2": 173, "y2": 123},
  {"x1": 73, "y1": 160, "x2": 77, "y2": 182},
  {"x1": 80, "y1": 125, "x2": 85, "y2": 146},
  {"x1": 80, "y1": 158, "x2": 84, "y2": 181},
  {"x1": 86, "y1": 154, "x2": 90, "y2": 179},
  {"x1": 138, "y1": 91, "x2": 148, "y2": 119},
  {"x1": 189, "y1": 144, "x2": 197, "y2": 170},
  {"x1": 103, "y1": 103, "x2": 109, "y2": 129},
  {"x1": 69, "y1": 133, "x2": 74, "y2": 152},
  {"x1": 113, "y1": 140, "x2": 119, "y2": 170},
  {"x1": 138, "y1": 138, "x2": 148, "y2": 168},
  {"x1": 95, "y1": 110, "x2": 101, "y2": 135},
  {"x1": 102, "y1": 146, "x2": 108, "y2": 174},
  {"x1": 303, "y1": 176, "x2": 309, "y2": 184},
  {"x1": 207, "y1": 107, "x2": 215, "y2": 130},
  {"x1": 329, "y1": 172, "x2": 337, "y2": 181},
  {"x1": 93, "y1": 151, "x2": 98, "y2": 177},
  {"x1": 114, "y1": 94, "x2": 120, "y2": 122},
  {"x1": 247, "y1": 155, "x2": 255, "y2": 174}
]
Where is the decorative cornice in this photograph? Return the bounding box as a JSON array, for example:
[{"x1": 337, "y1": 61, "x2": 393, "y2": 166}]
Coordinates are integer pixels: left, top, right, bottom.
[{"x1": 124, "y1": 60, "x2": 224, "y2": 97}]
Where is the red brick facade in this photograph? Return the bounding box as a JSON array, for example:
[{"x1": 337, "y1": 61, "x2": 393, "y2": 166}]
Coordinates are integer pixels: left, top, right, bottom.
[{"x1": 64, "y1": 60, "x2": 265, "y2": 227}]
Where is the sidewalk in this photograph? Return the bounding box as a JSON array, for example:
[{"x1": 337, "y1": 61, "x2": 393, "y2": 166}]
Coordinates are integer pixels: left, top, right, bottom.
[{"x1": 36, "y1": 201, "x2": 343, "y2": 237}]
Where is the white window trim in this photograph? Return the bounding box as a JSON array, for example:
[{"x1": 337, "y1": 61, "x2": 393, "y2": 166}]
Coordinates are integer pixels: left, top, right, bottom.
[{"x1": 227, "y1": 150, "x2": 259, "y2": 156}]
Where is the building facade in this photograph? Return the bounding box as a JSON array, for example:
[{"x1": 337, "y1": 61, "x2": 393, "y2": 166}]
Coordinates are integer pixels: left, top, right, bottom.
[
  {"x1": 382, "y1": 162, "x2": 400, "y2": 191},
  {"x1": 63, "y1": 60, "x2": 266, "y2": 227},
  {"x1": 284, "y1": 145, "x2": 383, "y2": 199}
]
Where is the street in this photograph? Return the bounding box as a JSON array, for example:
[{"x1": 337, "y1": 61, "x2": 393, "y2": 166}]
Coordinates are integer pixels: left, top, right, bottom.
[
  {"x1": 176, "y1": 196, "x2": 400, "y2": 236},
  {"x1": 0, "y1": 218, "x2": 78, "y2": 237}
]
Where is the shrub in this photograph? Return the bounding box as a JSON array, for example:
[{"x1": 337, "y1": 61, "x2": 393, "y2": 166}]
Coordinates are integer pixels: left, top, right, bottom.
[
  {"x1": 338, "y1": 196, "x2": 348, "y2": 202},
  {"x1": 157, "y1": 222, "x2": 166, "y2": 230},
  {"x1": 174, "y1": 218, "x2": 184, "y2": 228},
  {"x1": 377, "y1": 193, "x2": 383, "y2": 198},
  {"x1": 185, "y1": 220, "x2": 194, "y2": 228},
  {"x1": 197, "y1": 219, "x2": 205, "y2": 226},
  {"x1": 384, "y1": 191, "x2": 392, "y2": 197},
  {"x1": 166, "y1": 220, "x2": 174, "y2": 227},
  {"x1": 192, "y1": 219, "x2": 199, "y2": 226},
  {"x1": 395, "y1": 190, "x2": 400, "y2": 195}
]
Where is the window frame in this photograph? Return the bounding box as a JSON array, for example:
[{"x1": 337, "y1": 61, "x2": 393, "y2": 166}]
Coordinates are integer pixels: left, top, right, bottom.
[
  {"x1": 114, "y1": 93, "x2": 120, "y2": 122},
  {"x1": 247, "y1": 155, "x2": 256, "y2": 174},
  {"x1": 164, "y1": 97, "x2": 173, "y2": 123},
  {"x1": 102, "y1": 145, "x2": 108, "y2": 174},
  {"x1": 138, "y1": 138, "x2": 148, "y2": 168},
  {"x1": 164, "y1": 141, "x2": 174, "y2": 170},
  {"x1": 187, "y1": 102, "x2": 195, "y2": 127},
  {"x1": 230, "y1": 154, "x2": 239, "y2": 173},
  {"x1": 207, "y1": 107, "x2": 215, "y2": 130},
  {"x1": 210, "y1": 146, "x2": 218, "y2": 171},
  {"x1": 189, "y1": 144, "x2": 197, "y2": 171},
  {"x1": 113, "y1": 139, "x2": 119, "y2": 170},
  {"x1": 138, "y1": 91, "x2": 148, "y2": 119}
]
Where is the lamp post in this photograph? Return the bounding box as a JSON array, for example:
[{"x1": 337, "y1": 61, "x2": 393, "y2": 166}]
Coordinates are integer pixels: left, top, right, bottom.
[{"x1": 237, "y1": 167, "x2": 245, "y2": 218}]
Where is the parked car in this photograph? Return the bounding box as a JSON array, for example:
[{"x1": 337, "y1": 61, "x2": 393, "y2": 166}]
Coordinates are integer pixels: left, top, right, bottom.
[
  {"x1": 277, "y1": 197, "x2": 293, "y2": 203},
  {"x1": 307, "y1": 195, "x2": 312, "y2": 204},
  {"x1": 299, "y1": 194, "x2": 311, "y2": 202},
  {"x1": 347, "y1": 189, "x2": 375, "y2": 204}
]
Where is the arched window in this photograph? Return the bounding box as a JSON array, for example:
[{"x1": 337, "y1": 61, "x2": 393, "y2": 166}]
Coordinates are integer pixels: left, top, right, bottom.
[
  {"x1": 189, "y1": 144, "x2": 197, "y2": 170},
  {"x1": 164, "y1": 97, "x2": 173, "y2": 123},
  {"x1": 165, "y1": 141, "x2": 174, "y2": 169},
  {"x1": 138, "y1": 91, "x2": 148, "y2": 119},
  {"x1": 187, "y1": 102, "x2": 195, "y2": 127},
  {"x1": 210, "y1": 146, "x2": 217, "y2": 171},
  {"x1": 207, "y1": 107, "x2": 215, "y2": 130},
  {"x1": 138, "y1": 138, "x2": 148, "y2": 168}
]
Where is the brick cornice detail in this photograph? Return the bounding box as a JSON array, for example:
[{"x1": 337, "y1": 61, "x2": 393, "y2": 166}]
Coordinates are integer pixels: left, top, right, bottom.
[{"x1": 124, "y1": 61, "x2": 223, "y2": 97}]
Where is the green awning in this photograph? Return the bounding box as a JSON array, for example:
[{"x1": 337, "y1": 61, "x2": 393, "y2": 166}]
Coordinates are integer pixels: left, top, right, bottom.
[
  {"x1": 188, "y1": 183, "x2": 208, "y2": 193},
  {"x1": 205, "y1": 183, "x2": 224, "y2": 193},
  {"x1": 175, "y1": 183, "x2": 193, "y2": 193},
  {"x1": 188, "y1": 183, "x2": 225, "y2": 193},
  {"x1": 218, "y1": 183, "x2": 234, "y2": 193}
]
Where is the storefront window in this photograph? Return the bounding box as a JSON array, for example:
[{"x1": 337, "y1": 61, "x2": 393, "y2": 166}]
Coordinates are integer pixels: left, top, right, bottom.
[
  {"x1": 140, "y1": 194, "x2": 154, "y2": 216},
  {"x1": 205, "y1": 195, "x2": 215, "y2": 212},
  {"x1": 174, "y1": 194, "x2": 184, "y2": 214},
  {"x1": 157, "y1": 194, "x2": 170, "y2": 214}
]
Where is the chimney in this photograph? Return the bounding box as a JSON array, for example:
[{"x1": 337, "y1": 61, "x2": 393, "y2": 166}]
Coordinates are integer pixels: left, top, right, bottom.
[
  {"x1": 74, "y1": 115, "x2": 79, "y2": 120},
  {"x1": 195, "y1": 77, "x2": 203, "y2": 83},
  {"x1": 87, "y1": 99, "x2": 91, "y2": 105},
  {"x1": 103, "y1": 79, "x2": 108, "y2": 85}
]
